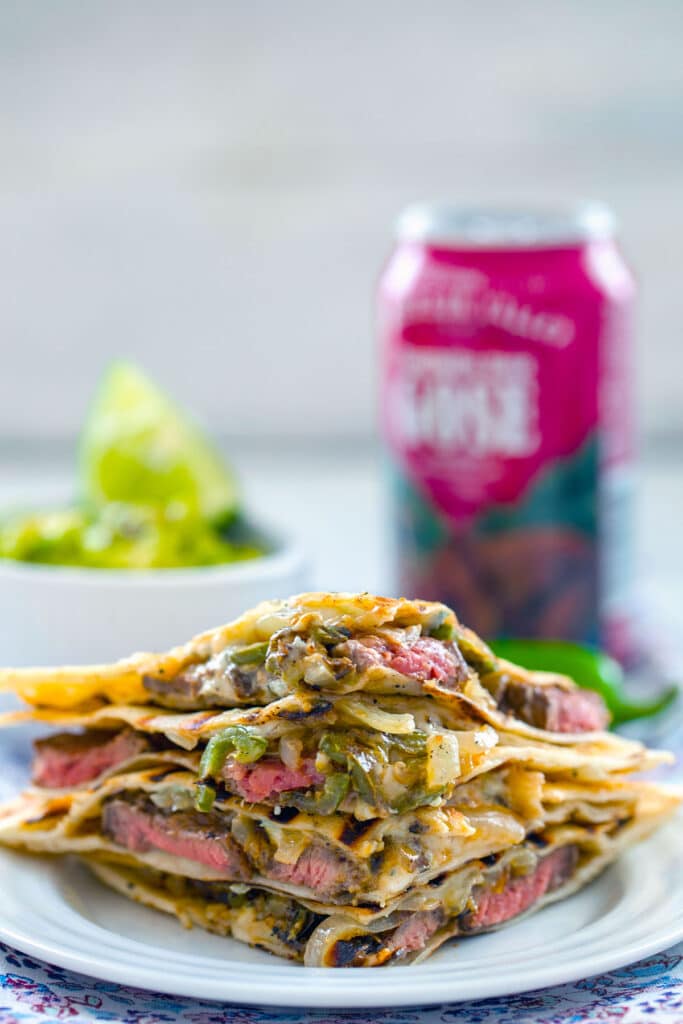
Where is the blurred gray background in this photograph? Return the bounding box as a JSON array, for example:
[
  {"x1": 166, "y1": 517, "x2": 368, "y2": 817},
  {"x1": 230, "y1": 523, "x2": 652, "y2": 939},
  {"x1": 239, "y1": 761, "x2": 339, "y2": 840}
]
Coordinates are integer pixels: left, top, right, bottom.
[{"x1": 0, "y1": 1, "x2": 681, "y2": 450}]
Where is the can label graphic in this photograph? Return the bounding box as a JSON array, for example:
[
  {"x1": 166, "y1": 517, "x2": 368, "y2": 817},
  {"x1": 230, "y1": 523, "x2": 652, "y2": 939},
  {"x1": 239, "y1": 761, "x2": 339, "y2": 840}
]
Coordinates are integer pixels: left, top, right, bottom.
[{"x1": 378, "y1": 205, "x2": 636, "y2": 659}]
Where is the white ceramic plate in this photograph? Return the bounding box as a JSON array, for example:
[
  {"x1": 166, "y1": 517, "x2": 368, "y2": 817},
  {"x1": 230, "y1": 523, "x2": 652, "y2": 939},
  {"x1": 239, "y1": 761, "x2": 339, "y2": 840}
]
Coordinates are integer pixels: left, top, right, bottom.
[{"x1": 0, "y1": 818, "x2": 682, "y2": 1009}]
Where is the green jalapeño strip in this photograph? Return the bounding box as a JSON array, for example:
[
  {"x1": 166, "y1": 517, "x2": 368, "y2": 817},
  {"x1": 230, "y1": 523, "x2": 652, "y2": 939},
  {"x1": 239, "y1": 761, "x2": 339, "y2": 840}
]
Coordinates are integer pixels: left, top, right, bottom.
[
  {"x1": 317, "y1": 730, "x2": 444, "y2": 814},
  {"x1": 290, "y1": 774, "x2": 350, "y2": 815},
  {"x1": 194, "y1": 722, "x2": 451, "y2": 816},
  {"x1": 196, "y1": 726, "x2": 268, "y2": 811},
  {"x1": 229, "y1": 641, "x2": 269, "y2": 666}
]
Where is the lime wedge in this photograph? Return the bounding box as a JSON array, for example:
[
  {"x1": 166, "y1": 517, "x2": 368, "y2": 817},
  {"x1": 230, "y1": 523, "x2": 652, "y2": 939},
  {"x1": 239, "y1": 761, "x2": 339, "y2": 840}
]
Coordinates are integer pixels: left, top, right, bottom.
[{"x1": 79, "y1": 362, "x2": 239, "y2": 522}]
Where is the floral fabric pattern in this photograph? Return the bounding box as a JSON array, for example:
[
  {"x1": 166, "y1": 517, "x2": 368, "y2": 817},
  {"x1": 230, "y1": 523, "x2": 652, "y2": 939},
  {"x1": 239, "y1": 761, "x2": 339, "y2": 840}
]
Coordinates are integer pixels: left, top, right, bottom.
[{"x1": 2, "y1": 943, "x2": 683, "y2": 1023}]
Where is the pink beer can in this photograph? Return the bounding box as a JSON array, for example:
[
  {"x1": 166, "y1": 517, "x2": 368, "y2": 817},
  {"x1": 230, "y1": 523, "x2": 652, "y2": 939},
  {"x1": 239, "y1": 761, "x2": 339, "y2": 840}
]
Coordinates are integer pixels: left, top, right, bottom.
[{"x1": 378, "y1": 203, "x2": 636, "y2": 661}]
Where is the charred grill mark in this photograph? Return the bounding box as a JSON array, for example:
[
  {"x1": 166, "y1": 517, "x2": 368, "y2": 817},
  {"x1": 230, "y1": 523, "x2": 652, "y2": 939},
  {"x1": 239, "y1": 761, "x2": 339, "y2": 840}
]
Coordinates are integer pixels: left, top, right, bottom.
[
  {"x1": 182, "y1": 879, "x2": 249, "y2": 908},
  {"x1": 147, "y1": 767, "x2": 183, "y2": 784},
  {"x1": 268, "y1": 806, "x2": 300, "y2": 824},
  {"x1": 339, "y1": 818, "x2": 375, "y2": 847},
  {"x1": 293, "y1": 912, "x2": 324, "y2": 944},
  {"x1": 148, "y1": 734, "x2": 174, "y2": 752},
  {"x1": 183, "y1": 712, "x2": 224, "y2": 732},
  {"x1": 271, "y1": 905, "x2": 324, "y2": 950},
  {"x1": 369, "y1": 851, "x2": 384, "y2": 873},
  {"x1": 277, "y1": 701, "x2": 333, "y2": 722},
  {"x1": 133, "y1": 769, "x2": 189, "y2": 791},
  {"x1": 331, "y1": 933, "x2": 383, "y2": 967},
  {"x1": 355, "y1": 900, "x2": 382, "y2": 912},
  {"x1": 212, "y1": 783, "x2": 232, "y2": 804}
]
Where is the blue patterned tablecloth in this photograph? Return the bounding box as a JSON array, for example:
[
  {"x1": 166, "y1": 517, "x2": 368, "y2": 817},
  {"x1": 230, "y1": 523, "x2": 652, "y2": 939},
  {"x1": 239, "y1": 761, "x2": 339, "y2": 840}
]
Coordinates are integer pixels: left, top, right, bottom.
[
  {"x1": 1, "y1": 707, "x2": 682, "y2": 1024},
  {"x1": 2, "y1": 943, "x2": 683, "y2": 1024}
]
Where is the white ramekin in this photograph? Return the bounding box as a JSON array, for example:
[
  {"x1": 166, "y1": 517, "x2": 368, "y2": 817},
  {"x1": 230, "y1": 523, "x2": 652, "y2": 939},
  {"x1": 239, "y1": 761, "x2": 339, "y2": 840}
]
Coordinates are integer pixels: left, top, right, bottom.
[{"x1": 0, "y1": 529, "x2": 310, "y2": 666}]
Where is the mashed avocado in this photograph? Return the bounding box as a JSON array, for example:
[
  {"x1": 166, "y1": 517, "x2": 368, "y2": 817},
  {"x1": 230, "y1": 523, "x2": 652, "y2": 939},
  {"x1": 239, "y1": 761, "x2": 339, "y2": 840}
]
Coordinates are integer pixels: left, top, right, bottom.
[{"x1": 0, "y1": 503, "x2": 264, "y2": 570}]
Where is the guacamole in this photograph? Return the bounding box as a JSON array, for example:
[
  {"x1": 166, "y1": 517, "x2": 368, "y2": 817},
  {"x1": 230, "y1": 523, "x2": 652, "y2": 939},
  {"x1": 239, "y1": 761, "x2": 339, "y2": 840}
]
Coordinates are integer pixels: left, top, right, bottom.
[
  {"x1": 0, "y1": 503, "x2": 264, "y2": 570},
  {"x1": 0, "y1": 364, "x2": 266, "y2": 570}
]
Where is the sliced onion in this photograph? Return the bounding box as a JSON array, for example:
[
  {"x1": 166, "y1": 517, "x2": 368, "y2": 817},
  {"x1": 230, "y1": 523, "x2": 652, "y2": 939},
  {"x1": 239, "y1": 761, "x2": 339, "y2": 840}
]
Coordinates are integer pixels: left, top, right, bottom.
[
  {"x1": 149, "y1": 786, "x2": 195, "y2": 812},
  {"x1": 432, "y1": 864, "x2": 483, "y2": 915},
  {"x1": 335, "y1": 696, "x2": 415, "y2": 734},
  {"x1": 279, "y1": 734, "x2": 303, "y2": 770},
  {"x1": 268, "y1": 677, "x2": 288, "y2": 698},
  {"x1": 499, "y1": 844, "x2": 538, "y2": 877},
  {"x1": 304, "y1": 912, "x2": 402, "y2": 966},
  {"x1": 303, "y1": 656, "x2": 338, "y2": 686},
  {"x1": 255, "y1": 608, "x2": 293, "y2": 637},
  {"x1": 426, "y1": 732, "x2": 460, "y2": 788},
  {"x1": 458, "y1": 725, "x2": 498, "y2": 756},
  {"x1": 376, "y1": 625, "x2": 422, "y2": 646},
  {"x1": 261, "y1": 821, "x2": 309, "y2": 865}
]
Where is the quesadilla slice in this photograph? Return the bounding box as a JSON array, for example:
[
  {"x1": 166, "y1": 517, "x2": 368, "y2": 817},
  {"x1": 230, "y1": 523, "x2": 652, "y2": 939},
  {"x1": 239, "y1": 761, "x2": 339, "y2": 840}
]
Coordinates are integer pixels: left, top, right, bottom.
[
  {"x1": 0, "y1": 593, "x2": 613, "y2": 744},
  {"x1": 11, "y1": 692, "x2": 668, "y2": 817},
  {"x1": 0, "y1": 763, "x2": 669, "y2": 909},
  {"x1": 0, "y1": 591, "x2": 679, "y2": 969},
  {"x1": 81, "y1": 780, "x2": 678, "y2": 966}
]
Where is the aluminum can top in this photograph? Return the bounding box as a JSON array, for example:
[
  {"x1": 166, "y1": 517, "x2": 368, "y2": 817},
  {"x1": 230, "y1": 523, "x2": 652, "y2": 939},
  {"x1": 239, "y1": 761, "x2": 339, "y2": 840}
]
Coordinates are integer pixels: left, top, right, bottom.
[{"x1": 395, "y1": 201, "x2": 617, "y2": 249}]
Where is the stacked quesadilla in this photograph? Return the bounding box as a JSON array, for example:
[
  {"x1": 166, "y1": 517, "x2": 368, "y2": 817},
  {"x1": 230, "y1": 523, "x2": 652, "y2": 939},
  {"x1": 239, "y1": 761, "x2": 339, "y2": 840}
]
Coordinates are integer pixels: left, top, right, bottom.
[{"x1": 0, "y1": 593, "x2": 678, "y2": 966}]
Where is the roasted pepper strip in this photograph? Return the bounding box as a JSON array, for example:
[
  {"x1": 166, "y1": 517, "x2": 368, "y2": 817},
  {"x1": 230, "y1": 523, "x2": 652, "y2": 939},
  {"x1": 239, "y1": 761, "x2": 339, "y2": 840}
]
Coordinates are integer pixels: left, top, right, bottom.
[
  {"x1": 389, "y1": 785, "x2": 446, "y2": 814},
  {"x1": 347, "y1": 749, "x2": 382, "y2": 807},
  {"x1": 195, "y1": 725, "x2": 268, "y2": 811},
  {"x1": 318, "y1": 729, "x2": 431, "y2": 812},
  {"x1": 290, "y1": 773, "x2": 350, "y2": 815},
  {"x1": 454, "y1": 626, "x2": 498, "y2": 675},
  {"x1": 230, "y1": 641, "x2": 269, "y2": 666},
  {"x1": 312, "y1": 624, "x2": 352, "y2": 647},
  {"x1": 200, "y1": 725, "x2": 268, "y2": 777},
  {"x1": 318, "y1": 732, "x2": 349, "y2": 768},
  {"x1": 195, "y1": 783, "x2": 217, "y2": 812}
]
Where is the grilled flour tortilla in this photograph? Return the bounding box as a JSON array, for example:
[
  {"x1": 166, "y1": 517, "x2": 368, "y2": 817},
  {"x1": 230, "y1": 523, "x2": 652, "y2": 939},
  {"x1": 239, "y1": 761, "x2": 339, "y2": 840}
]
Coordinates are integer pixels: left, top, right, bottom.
[
  {"x1": 84, "y1": 799, "x2": 675, "y2": 966},
  {"x1": 3, "y1": 693, "x2": 667, "y2": 819},
  {"x1": 0, "y1": 592, "x2": 679, "y2": 967},
  {"x1": 0, "y1": 766, "x2": 675, "y2": 965},
  {"x1": 0, "y1": 764, "x2": 669, "y2": 909},
  {"x1": 0, "y1": 593, "x2": 612, "y2": 744}
]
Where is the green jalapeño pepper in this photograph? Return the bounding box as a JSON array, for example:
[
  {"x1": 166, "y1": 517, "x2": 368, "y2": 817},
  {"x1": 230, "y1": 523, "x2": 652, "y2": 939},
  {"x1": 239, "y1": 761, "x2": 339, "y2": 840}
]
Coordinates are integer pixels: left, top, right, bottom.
[
  {"x1": 195, "y1": 783, "x2": 218, "y2": 812},
  {"x1": 195, "y1": 725, "x2": 269, "y2": 812},
  {"x1": 200, "y1": 726, "x2": 268, "y2": 777},
  {"x1": 229, "y1": 641, "x2": 269, "y2": 666},
  {"x1": 290, "y1": 773, "x2": 350, "y2": 815}
]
